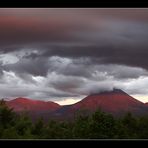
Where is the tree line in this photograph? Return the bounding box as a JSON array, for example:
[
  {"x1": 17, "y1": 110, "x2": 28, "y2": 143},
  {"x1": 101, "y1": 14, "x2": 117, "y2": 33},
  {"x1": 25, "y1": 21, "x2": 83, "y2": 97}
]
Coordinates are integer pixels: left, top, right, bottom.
[{"x1": 0, "y1": 99, "x2": 148, "y2": 139}]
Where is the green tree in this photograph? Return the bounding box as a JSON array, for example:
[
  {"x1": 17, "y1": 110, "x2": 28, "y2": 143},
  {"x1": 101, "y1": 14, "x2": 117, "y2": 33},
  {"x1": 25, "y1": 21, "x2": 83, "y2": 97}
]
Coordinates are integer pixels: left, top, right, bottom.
[
  {"x1": 88, "y1": 110, "x2": 116, "y2": 139},
  {"x1": 0, "y1": 99, "x2": 17, "y2": 128},
  {"x1": 14, "y1": 113, "x2": 33, "y2": 138},
  {"x1": 136, "y1": 116, "x2": 148, "y2": 138},
  {"x1": 31, "y1": 118, "x2": 45, "y2": 138},
  {"x1": 2, "y1": 127, "x2": 19, "y2": 139},
  {"x1": 72, "y1": 115, "x2": 90, "y2": 139},
  {"x1": 120, "y1": 112, "x2": 138, "y2": 138}
]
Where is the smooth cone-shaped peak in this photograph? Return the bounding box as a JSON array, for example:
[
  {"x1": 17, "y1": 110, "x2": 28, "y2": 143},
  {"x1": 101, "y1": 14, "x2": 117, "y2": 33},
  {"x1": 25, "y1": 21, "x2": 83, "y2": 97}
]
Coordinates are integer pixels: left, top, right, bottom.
[{"x1": 55, "y1": 89, "x2": 146, "y2": 117}]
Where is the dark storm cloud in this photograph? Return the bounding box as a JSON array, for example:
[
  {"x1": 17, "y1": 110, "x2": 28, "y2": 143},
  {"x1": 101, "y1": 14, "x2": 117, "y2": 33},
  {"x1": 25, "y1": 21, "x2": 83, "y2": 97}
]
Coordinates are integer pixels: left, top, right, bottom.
[
  {"x1": 43, "y1": 71, "x2": 114, "y2": 96},
  {"x1": 0, "y1": 9, "x2": 148, "y2": 71},
  {"x1": 0, "y1": 9, "x2": 148, "y2": 100},
  {"x1": 38, "y1": 22, "x2": 148, "y2": 70},
  {"x1": 0, "y1": 61, "x2": 5, "y2": 78},
  {"x1": 3, "y1": 57, "x2": 49, "y2": 76},
  {"x1": 15, "y1": 73, "x2": 37, "y2": 84},
  {"x1": 92, "y1": 65, "x2": 148, "y2": 80},
  {"x1": 49, "y1": 75, "x2": 85, "y2": 93},
  {"x1": 0, "y1": 9, "x2": 90, "y2": 50}
]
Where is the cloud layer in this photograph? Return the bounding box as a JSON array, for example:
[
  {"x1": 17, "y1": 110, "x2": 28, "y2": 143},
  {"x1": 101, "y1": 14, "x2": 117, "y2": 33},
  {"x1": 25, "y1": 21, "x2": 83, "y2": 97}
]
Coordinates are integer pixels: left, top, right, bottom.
[{"x1": 0, "y1": 9, "x2": 148, "y2": 104}]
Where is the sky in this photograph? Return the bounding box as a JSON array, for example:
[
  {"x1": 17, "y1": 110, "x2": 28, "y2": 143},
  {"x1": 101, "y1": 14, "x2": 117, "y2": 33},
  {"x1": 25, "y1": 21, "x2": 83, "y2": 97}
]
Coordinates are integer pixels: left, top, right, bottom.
[{"x1": 0, "y1": 8, "x2": 148, "y2": 105}]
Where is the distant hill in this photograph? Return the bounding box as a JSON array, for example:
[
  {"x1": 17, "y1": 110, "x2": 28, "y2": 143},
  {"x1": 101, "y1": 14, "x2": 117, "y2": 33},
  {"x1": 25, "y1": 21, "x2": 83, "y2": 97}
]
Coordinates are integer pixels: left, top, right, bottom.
[
  {"x1": 5, "y1": 97, "x2": 61, "y2": 121},
  {"x1": 6, "y1": 97, "x2": 60, "y2": 112}
]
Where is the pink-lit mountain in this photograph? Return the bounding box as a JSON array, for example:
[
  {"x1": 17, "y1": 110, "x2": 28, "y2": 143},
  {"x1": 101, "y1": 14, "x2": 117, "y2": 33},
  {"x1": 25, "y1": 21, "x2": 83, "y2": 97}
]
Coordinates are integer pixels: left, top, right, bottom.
[
  {"x1": 5, "y1": 97, "x2": 61, "y2": 121},
  {"x1": 4, "y1": 89, "x2": 148, "y2": 120},
  {"x1": 53, "y1": 89, "x2": 148, "y2": 119},
  {"x1": 6, "y1": 97, "x2": 60, "y2": 112}
]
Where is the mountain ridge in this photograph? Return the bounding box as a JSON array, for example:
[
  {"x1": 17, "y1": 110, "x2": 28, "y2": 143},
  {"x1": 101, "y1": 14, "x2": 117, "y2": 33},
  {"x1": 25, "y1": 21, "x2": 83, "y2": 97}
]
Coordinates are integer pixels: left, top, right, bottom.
[
  {"x1": 52, "y1": 89, "x2": 147, "y2": 119},
  {"x1": 6, "y1": 97, "x2": 61, "y2": 112},
  {"x1": 2, "y1": 89, "x2": 148, "y2": 120}
]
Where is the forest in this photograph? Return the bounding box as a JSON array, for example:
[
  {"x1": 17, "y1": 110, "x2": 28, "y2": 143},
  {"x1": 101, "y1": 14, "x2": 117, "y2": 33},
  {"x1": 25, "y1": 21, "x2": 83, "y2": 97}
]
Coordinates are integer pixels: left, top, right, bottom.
[{"x1": 0, "y1": 99, "x2": 148, "y2": 139}]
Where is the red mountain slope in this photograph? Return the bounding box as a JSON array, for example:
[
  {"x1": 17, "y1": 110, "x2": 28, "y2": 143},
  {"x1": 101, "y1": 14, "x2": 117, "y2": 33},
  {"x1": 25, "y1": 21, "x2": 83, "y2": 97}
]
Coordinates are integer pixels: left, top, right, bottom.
[
  {"x1": 72, "y1": 89, "x2": 144, "y2": 112},
  {"x1": 4, "y1": 89, "x2": 148, "y2": 121},
  {"x1": 6, "y1": 97, "x2": 60, "y2": 112},
  {"x1": 54, "y1": 89, "x2": 147, "y2": 118}
]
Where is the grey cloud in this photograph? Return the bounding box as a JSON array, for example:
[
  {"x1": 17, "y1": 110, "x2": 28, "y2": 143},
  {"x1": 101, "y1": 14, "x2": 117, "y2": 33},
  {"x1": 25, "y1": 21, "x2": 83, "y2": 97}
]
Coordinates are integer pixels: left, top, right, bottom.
[
  {"x1": 3, "y1": 57, "x2": 49, "y2": 76},
  {"x1": 0, "y1": 62, "x2": 4, "y2": 77},
  {"x1": 0, "y1": 86, "x2": 35, "y2": 98},
  {"x1": 92, "y1": 65, "x2": 148, "y2": 80},
  {"x1": 49, "y1": 75, "x2": 86, "y2": 93},
  {"x1": 37, "y1": 90, "x2": 79, "y2": 99},
  {"x1": 39, "y1": 21, "x2": 148, "y2": 71},
  {"x1": 47, "y1": 57, "x2": 148, "y2": 80},
  {"x1": 1, "y1": 9, "x2": 148, "y2": 69},
  {"x1": 0, "y1": 9, "x2": 148, "y2": 101},
  {"x1": 14, "y1": 73, "x2": 37, "y2": 84},
  {"x1": 72, "y1": 80, "x2": 114, "y2": 95},
  {"x1": 0, "y1": 9, "x2": 148, "y2": 71}
]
